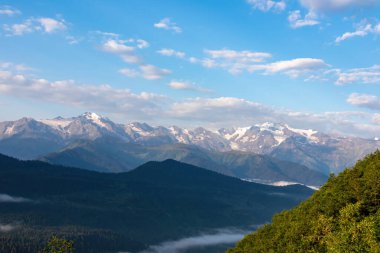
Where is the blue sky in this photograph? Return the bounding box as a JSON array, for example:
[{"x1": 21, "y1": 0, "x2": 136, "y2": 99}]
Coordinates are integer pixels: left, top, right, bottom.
[{"x1": 1, "y1": 0, "x2": 380, "y2": 137}]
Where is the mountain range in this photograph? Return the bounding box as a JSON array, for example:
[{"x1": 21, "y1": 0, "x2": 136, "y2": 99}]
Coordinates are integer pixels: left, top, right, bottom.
[
  {"x1": 41, "y1": 137, "x2": 328, "y2": 186},
  {"x1": 0, "y1": 154, "x2": 313, "y2": 253},
  {"x1": 1, "y1": 112, "x2": 379, "y2": 176}
]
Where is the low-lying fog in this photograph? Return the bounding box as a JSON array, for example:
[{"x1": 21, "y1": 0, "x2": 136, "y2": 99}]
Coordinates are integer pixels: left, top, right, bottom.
[{"x1": 132, "y1": 227, "x2": 260, "y2": 253}]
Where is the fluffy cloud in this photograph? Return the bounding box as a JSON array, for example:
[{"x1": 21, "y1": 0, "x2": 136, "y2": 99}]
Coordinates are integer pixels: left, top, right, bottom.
[
  {"x1": 101, "y1": 39, "x2": 170, "y2": 80},
  {"x1": 157, "y1": 48, "x2": 186, "y2": 58},
  {"x1": 205, "y1": 49, "x2": 272, "y2": 63},
  {"x1": 2, "y1": 63, "x2": 380, "y2": 138},
  {"x1": 299, "y1": 0, "x2": 380, "y2": 11},
  {"x1": 335, "y1": 65, "x2": 380, "y2": 85},
  {"x1": 347, "y1": 93, "x2": 380, "y2": 110},
  {"x1": 198, "y1": 49, "x2": 273, "y2": 74},
  {"x1": 168, "y1": 80, "x2": 211, "y2": 93},
  {"x1": 154, "y1": 18, "x2": 182, "y2": 33},
  {"x1": 0, "y1": 67, "x2": 166, "y2": 119},
  {"x1": 140, "y1": 65, "x2": 171, "y2": 80},
  {"x1": 169, "y1": 97, "x2": 380, "y2": 138},
  {"x1": 0, "y1": 6, "x2": 21, "y2": 16},
  {"x1": 288, "y1": 10, "x2": 319, "y2": 28},
  {"x1": 38, "y1": 18, "x2": 67, "y2": 33},
  {"x1": 102, "y1": 39, "x2": 142, "y2": 64},
  {"x1": 249, "y1": 58, "x2": 328, "y2": 77},
  {"x1": 246, "y1": 0, "x2": 286, "y2": 12},
  {"x1": 120, "y1": 65, "x2": 171, "y2": 80},
  {"x1": 3, "y1": 17, "x2": 67, "y2": 36},
  {"x1": 175, "y1": 48, "x2": 327, "y2": 77},
  {"x1": 335, "y1": 20, "x2": 380, "y2": 43}
]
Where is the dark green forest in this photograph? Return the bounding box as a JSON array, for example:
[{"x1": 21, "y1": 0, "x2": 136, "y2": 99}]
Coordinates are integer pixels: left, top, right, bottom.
[
  {"x1": 228, "y1": 150, "x2": 380, "y2": 253},
  {"x1": 0, "y1": 154, "x2": 312, "y2": 253}
]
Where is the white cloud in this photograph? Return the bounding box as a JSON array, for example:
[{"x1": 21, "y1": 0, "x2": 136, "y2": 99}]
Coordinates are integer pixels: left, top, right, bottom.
[
  {"x1": 101, "y1": 39, "x2": 142, "y2": 64},
  {"x1": 335, "y1": 20, "x2": 380, "y2": 43},
  {"x1": 335, "y1": 65, "x2": 380, "y2": 85},
  {"x1": 0, "y1": 67, "x2": 166, "y2": 119},
  {"x1": 101, "y1": 39, "x2": 171, "y2": 79},
  {"x1": 157, "y1": 48, "x2": 186, "y2": 58},
  {"x1": 0, "y1": 62, "x2": 33, "y2": 72},
  {"x1": 183, "y1": 49, "x2": 327, "y2": 77},
  {"x1": 168, "y1": 80, "x2": 211, "y2": 93},
  {"x1": 0, "y1": 193, "x2": 30, "y2": 203},
  {"x1": 169, "y1": 80, "x2": 194, "y2": 90},
  {"x1": 246, "y1": 0, "x2": 286, "y2": 12},
  {"x1": 102, "y1": 39, "x2": 135, "y2": 54},
  {"x1": 136, "y1": 39, "x2": 149, "y2": 49},
  {"x1": 119, "y1": 65, "x2": 171, "y2": 80},
  {"x1": 0, "y1": 6, "x2": 21, "y2": 16},
  {"x1": 249, "y1": 58, "x2": 328, "y2": 77},
  {"x1": 288, "y1": 10, "x2": 320, "y2": 28},
  {"x1": 139, "y1": 65, "x2": 171, "y2": 80},
  {"x1": 65, "y1": 35, "x2": 81, "y2": 45},
  {"x1": 347, "y1": 93, "x2": 380, "y2": 110},
  {"x1": 3, "y1": 17, "x2": 67, "y2": 36},
  {"x1": 200, "y1": 49, "x2": 273, "y2": 74},
  {"x1": 3, "y1": 19, "x2": 34, "y2": 36},
  {"x1": 154, "y1": 18, "x2": 182, "y2": 33},
  {"x1": 169, "y1": 97, "x2": 380, "y2": 138},
  {"x1": 119, "y1": 68, "x2": 139, "y2": 78},
  {"x1": 37, "y1": 18, "x2": 67, "y2": 33},
  {"x1": 3, "y1": 63, "x2": 380, "y2": 138},
  {"x1": 205, "y1": 49, "x2": 272, "y2": 63},
  {"x1": 299, "y1": 0, "x2": 380, "y2": 11}
]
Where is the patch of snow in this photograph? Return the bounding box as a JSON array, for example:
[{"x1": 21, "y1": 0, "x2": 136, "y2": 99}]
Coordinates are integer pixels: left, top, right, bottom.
[
  {"x1": 224, "y1": 127, "x2": 250, "y2": 141},
  {"x1": 4, "y1": 125, "x2": 15, "y2": 135},
  {"x1": 84, "y1": 113, "x2": 111, "y2": 129},
  {"x1": 273, "y1": 135, "x2": 286, "y2": 145},
  {"x1": 40, "y1": 119, "x2": 73, "y2": 130},
  {"x1": 286, "y1": 124, "x2": 318, "y2": 142},
  {"x1": 230, "y1": 142, "x2": 240, "y2": 150},
  {"x1": 128, "y1": 125, "x2": 152, "y2": 136}
]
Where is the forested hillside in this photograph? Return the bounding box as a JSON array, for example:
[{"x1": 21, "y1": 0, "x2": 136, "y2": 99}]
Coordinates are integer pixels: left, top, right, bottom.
[{"x1": 228, "y1": 150, "x2": 380, "y2": 253}]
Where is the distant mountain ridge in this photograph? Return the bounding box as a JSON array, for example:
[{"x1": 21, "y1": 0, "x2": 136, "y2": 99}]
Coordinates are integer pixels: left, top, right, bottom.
[
  {"x1": 41, "y1": 137, "x2": 328, "y2": 186},
  {"x1": 1, "y1": 112, "x2": 379, "y2": 174}
]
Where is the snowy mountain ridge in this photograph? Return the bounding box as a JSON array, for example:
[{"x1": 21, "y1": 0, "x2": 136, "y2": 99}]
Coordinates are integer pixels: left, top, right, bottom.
[{"x1": 1, "y1": 112, "x2": 380, "y2": 174}]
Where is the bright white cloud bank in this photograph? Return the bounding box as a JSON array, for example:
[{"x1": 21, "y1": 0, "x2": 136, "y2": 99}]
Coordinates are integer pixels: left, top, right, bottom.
[
  {"x1": 1, "y1": 64, "x2": 380, "y2": 138},
  {"x1": 0, "y1": 67, "x2": 165, "y2": 119}
]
